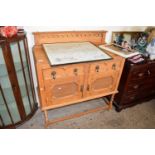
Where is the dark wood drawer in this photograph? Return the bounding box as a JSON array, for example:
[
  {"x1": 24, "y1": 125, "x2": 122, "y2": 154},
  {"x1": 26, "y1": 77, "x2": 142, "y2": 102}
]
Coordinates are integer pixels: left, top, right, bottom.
[
  {"x1": 121, "y1": 92, "x2": 139, "y2": 105},
  {"x1": 137, "y1": 89, "x2": 155, "y2": 99},
  {"x1": 141, "y1": 78, "x2": 155, "y2": 90},
  {"x1": 130, "y1": 69, "x2": 149, "y2": 81},
  {"x1": 125, "y1": 83, "x2": 143, "y2": 93}
]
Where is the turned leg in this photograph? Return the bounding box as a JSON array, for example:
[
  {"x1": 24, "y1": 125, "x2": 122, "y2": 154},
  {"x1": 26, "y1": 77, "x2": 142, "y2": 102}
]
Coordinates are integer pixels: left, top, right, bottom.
[{"x1": 44, "y1": 110, "x2": 49, "y2": 128}]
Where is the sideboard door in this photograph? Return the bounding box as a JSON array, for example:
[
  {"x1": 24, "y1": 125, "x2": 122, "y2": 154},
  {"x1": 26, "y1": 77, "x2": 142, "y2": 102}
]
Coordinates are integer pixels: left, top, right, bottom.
[
  {"x1": 42, "y1": 65, "x2": 84, "y2": 107},
  {"x1": 87, "y1": 61, "x2": 120, "y2": 97}
]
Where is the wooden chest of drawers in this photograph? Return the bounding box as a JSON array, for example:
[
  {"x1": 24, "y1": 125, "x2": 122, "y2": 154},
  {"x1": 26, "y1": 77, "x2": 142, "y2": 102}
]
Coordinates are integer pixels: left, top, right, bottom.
[
  {"x1": 33, "y1": 31, "x2": 125, "y2": 127},
  {"x1": 114, "y1": 59, "x2": 155, "y2": 111}
]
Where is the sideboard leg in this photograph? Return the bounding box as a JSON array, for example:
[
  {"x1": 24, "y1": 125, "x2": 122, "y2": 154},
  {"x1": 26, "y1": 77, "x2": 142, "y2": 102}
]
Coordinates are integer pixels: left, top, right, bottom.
[
  {"x1": 108, "y1": 94, "x2": 115, "y2": 110},
  {"x1": 44, "y1": 110, "x2": 49, "y2": 128}
]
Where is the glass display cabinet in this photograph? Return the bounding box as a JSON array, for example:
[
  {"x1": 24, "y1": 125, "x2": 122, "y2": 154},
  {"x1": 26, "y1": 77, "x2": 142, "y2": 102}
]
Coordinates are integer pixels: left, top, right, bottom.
[{"x1": 0, "y1": 31, "x2": 37, "y2": 128}]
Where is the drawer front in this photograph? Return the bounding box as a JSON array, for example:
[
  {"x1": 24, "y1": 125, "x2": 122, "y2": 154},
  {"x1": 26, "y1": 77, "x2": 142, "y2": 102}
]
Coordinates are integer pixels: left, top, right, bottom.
[
  {"x1": 125, "y1": 82, "x2": 144, "y2": 93},
  {"x1": 130, "y1": 64, "x2": 149, "y2": 81},
  {"x1": 121, "y1": 92, "x2": 139, "y2": 105},
  {"x1": 43, "y1": 65, "x2": 84, "y2": 82},
  {"x1": 89, "y1": 59, "x2": 121, "y2": 74}
]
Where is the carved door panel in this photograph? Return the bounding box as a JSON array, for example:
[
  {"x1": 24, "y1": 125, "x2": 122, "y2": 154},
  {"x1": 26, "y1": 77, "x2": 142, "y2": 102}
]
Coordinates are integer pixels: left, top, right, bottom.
[
  {"x1": 87, "y1": 60, "x2": 120, "y2": 96},
  {"x1": 43, "y1": 64, "x2": 84, "y2": 106}
]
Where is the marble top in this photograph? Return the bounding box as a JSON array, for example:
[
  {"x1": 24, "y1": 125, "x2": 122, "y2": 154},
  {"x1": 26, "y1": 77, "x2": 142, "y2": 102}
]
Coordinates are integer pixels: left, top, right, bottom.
[{"x1": 43, "y1": 42, "x2": 111, "y2": 66}]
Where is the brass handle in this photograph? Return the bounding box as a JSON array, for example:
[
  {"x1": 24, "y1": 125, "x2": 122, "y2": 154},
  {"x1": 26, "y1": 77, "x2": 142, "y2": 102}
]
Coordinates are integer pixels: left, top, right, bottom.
[
  {"x1": 51, "y1": 71, "x2": 56, "y2": 80},
  {"x1": 74, "y1": 68, "x2": 78, "y2": 76},
  {"x1": 130, "y1": 96, "x2": 135, "y2": 100},
  {"x1": 133, "y1": 85, "x2": 139, "y2": 89},
  {"x1": 148, "y1": 70, "x2": 151, "y2": 75},
  {"x1": 112, "y1": 64, "x2": 116, "y2": 70},
  {"x1": 138, "y1": 73, "x2": 144, "y2": 77},
  {"x1": 80, "y1": 85, "x2": 84, "y2": 97},
  {"x1": 80, "y1": 85, "x2": 84, "y2": 92},
  {"x1": 87, "y1": 85, "x2": 90, "y2": 91},
  {"x1": 95, "y1": 65, "x2": 100, "y2": 72}
]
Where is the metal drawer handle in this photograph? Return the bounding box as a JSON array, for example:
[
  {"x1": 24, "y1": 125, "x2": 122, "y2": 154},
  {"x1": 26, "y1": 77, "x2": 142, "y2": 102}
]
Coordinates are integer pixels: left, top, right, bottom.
[
  {"x1": 74, "y1": 68, "x2": 78, "y2": 76},
  {"x1": 87, "y1": 85, "x2": 90, "y2": 91},
  {"x1": 133, "y1": 85, "x2": 139, "y2": 89},
  {"x1": 148, "y1": 70, "x2": 151, "y2": 75},
  {"x1": 95, "y1": 65, "x2": 100, "y2": 72},
  {"x1": 80, "y1": 85, "x2": 84, "y2": 97},
  {"x1": 112, "y1": 64, "x2": 116, "y2": 70},
  {"x1": 51, "y1": 71, "x2": 56, "y2": 80},
  {"x1": 138, "y1": 73, "x2": 144, "y2": 77},
  {"x1": 130, "y1": 96, "x2": 135, "y2": 100},
  {"x1": 80, "y1": 85, "x2": 84, "y2": 92}
]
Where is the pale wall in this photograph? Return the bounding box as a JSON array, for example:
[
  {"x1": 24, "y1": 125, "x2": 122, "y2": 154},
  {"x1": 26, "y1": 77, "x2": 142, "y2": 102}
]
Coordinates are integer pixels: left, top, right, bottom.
[{"x1": 24, "y1": 26, "x2": 147, "y2": 104}]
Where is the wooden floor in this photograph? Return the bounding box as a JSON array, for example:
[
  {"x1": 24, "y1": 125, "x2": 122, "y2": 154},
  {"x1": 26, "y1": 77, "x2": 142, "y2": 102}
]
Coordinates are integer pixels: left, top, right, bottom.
[{"x1": 18, "y1": 98, "x2": 155, "y2": 129}]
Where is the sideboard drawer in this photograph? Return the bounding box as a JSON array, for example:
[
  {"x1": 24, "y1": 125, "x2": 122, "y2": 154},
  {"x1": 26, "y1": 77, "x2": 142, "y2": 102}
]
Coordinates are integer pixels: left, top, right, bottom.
[
  {"x1": 43, "y1": 65, "x2": 84, "y2": 81},
  {"x1": 90, "y1": 60, "x2": 121, "y2": 74}
]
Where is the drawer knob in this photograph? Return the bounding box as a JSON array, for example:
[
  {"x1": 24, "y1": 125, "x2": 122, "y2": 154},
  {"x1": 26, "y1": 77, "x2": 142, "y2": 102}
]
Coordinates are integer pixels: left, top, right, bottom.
[
  {"x1": 138, "y1": 73, "x2": 144, "y2": 77},
  {"x1": 133, "y1": 85, "x2": 139, "y2": 89},
  {"x1": 112, "y1": 64, "x2": 116, "y2": 70},
  {"x1": 74, "y1": 68, "x2": 78, "y2": 76},
  {"x1": 95, "y1": 65, "x2": 100, "y2": 72},
  {"x1": 51, "y1": 71, "x2": 56, "y2": 80},
  {"x1": 148, "y1": 70, "x2": 151, "y2": 75},
  {"x1": 130, "y1": 96, "x2": 135, "y2": 100}
]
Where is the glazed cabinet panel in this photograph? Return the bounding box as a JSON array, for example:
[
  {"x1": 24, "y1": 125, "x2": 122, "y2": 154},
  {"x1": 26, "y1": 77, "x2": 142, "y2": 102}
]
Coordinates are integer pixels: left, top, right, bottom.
[
  {"x1": 0, "y1": 33, "x2": 37, "y2": 128},
  {"x1": 43, "y1": 64, "x2": 85, "y2": 106}
]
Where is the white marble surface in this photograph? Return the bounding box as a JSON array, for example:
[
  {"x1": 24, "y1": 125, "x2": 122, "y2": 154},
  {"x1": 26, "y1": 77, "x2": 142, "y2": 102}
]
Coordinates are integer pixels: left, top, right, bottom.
[{"x1": 43, "y1": 42, "x2": 111, "y2": 65}]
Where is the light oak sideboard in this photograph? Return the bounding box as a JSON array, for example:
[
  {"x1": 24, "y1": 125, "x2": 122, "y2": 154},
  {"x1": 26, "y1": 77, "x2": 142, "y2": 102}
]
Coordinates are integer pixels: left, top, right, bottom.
[{"x1": 33, "y1": 31, "x2": 125, "y2": 127}]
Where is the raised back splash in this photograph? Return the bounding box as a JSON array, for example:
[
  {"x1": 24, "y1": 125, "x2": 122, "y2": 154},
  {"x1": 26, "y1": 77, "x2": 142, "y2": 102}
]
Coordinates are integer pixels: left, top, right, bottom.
[{"x1": 33, "y1": 31, "x2": 107, "y2": 46}]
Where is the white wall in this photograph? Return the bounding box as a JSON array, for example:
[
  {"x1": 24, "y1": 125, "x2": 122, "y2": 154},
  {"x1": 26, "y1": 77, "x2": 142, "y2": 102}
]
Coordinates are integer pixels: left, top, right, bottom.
[{"x1": 24, "y1": 26, "x2": 147, "y2": 104}]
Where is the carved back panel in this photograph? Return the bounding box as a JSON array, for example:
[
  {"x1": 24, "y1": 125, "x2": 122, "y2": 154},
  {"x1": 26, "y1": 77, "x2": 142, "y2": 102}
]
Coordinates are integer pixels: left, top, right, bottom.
[{"x1": 33, "y1": 31, "x2": 107, "y2": 46}]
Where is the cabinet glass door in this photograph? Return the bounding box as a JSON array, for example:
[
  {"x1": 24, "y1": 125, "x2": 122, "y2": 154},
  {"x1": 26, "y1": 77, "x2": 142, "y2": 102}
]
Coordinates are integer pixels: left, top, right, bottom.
[
  {"x1": 0, "y1": 46, "x2": 21, "y2": 126},
  {"x1": 19, "y1": 40, "x2": 35, "y2": 109},
  {"x1": 10, "y1": 41, "x2": 35, "y2": 115}
]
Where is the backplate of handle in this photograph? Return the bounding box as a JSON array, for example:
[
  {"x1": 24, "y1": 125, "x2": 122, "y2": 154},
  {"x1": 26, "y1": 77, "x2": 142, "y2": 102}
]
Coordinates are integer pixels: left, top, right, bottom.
[
  {"x1": 112, "y1": 64, "x2": 116, "y2": 70},
  {"x1": 74, "y1": 68, "x2": 78, "y2": 76},
  {"x1": 87, "y1": 85, "x2": 90, "y2": 91},
  {"x1": 51, "y1": 71, "x2": 56, "y2": 80},
  {"x1": 95, "y1": 65, "x2": 100, "y2": 72}
]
